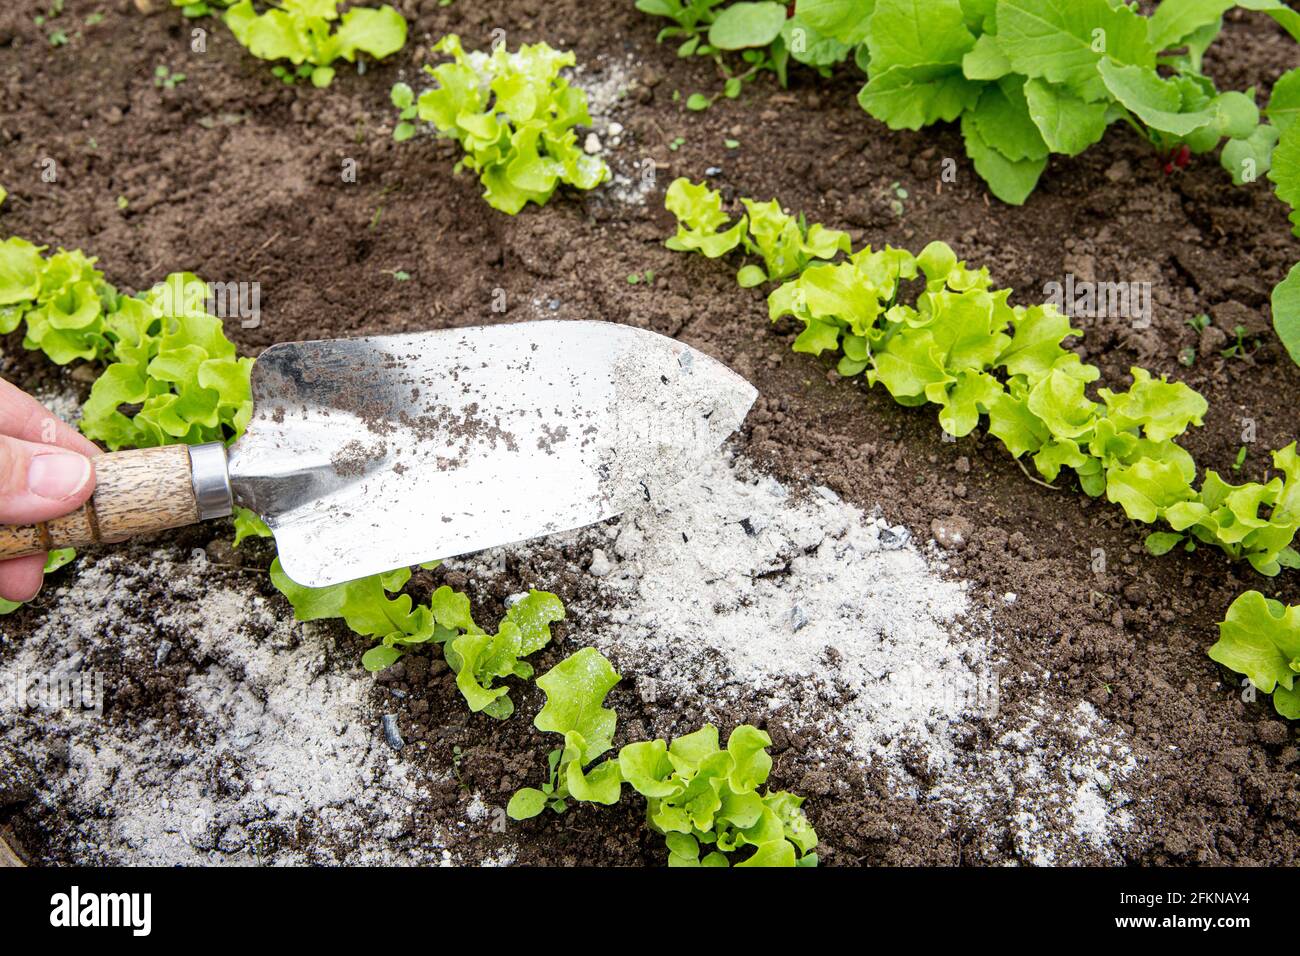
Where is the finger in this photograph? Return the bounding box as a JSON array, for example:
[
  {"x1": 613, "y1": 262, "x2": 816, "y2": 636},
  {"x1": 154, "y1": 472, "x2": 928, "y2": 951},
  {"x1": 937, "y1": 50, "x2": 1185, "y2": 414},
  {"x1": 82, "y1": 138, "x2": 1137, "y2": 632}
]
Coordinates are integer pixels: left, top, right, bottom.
[
  {"x1": 0, "y1": 554, "x2": 47, "y2": 603},
  {"x1": 0, "y1": 434, "x2": 96, "y2": 525},
  {"x1": 0, "y1": 377, "x2": 101, "y2": 458}
]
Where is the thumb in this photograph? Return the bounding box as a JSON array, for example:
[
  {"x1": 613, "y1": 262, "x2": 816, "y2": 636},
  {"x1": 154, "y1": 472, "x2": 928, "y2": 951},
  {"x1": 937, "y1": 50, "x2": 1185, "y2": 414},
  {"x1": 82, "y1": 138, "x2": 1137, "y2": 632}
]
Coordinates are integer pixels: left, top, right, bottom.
[{"x1": 0, "y1": 434, "x2": 96, "y2": 525}]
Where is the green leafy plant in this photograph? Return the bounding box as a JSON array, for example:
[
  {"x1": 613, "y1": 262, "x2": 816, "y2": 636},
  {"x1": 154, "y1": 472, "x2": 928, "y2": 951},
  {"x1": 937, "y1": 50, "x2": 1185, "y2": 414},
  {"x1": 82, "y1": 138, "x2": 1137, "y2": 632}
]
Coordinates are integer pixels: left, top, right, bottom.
[
  {"x1": 665, "y1": 178, "x2": 851, "y2": 286},
  {"x1": 637, "y1": 0, "x2": 856, "y2": 105},
  {"x1": 0, "y1": 238, "x2": 115, "y2": 365},
  {"x1": 154, "y1": 65, "x2": 187, "y2": 89},
  {"x1": 223, "y1": 0, "x2": 407, "y2": 88},
  {"x1": 835, "y1": 0, "x2": 1298, "y2": 204},
  {"x1": 619, "y1": 724, "x2": 819, "y2": 866},
  {"x1": 506, "y1": 646, "x2": 625, "y2": 817},
  {"x1": 171, "y1": 0, "x2": 234, "y2": 16},
  {"x1": 1261, "y1": 67, "x2": 1300, "y2": 368},
  {"x1": 1210, "y1": 590, "x2": 1300, "y2": 718},
  {"x1": 79, "y1": 274, "x2": 254, "y2": 450},
  {"x1": 0, "y1": 549, "x2": 75, "y2": 615},
  {"x1": 639, "y1": 1, "x2": 1296, "y2": 204},
  {"x1": 664, "y1": 181, "x2": 1300, "y2": 576},
  {"x1": 507, "y1": 648, "x2": 818, "y2": 866},
  {"x1": 232, "y1": 506, "x2": 272, "y2": 545},
  {"x1": 272, "y1": 560, "x2": 566, "y2": 719},
  {"x1": 391, "y1": 35, "x2": 608, "y2": 214}
]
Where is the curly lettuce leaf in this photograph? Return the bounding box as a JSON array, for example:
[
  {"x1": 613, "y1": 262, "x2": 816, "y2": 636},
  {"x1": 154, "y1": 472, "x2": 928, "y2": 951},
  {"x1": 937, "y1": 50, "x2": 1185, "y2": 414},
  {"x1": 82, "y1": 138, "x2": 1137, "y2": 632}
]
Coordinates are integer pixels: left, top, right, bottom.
[
  {"x1": 617, "y1": 723, "x2": 817, "y2": 866},
  {"x1": 80, "y1": 275, "x2": 253, "y2": 450},
  {"x1": 400, "y1": 35, "x2": 607, "y2": 214},
  {"x1": 509, "y1": 648, "x2": 623, "y2": 818},
  {"x1": 1211, "y1": 591, "x2": 1300, "y2": 712},
  {"x1": 223, "y1": 0, "x2": 406, "y2": 85}
]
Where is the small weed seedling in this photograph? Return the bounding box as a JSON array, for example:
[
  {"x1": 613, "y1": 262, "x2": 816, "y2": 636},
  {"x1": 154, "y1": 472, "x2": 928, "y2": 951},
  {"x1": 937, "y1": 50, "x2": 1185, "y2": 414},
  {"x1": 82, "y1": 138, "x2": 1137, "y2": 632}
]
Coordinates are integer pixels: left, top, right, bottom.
[
  {"x1": 1220, "y1": 325, "x2": 1253, "y2": 360},
  {"x1": 154, "y1": 65, "x2": 186, "y2": 89}
]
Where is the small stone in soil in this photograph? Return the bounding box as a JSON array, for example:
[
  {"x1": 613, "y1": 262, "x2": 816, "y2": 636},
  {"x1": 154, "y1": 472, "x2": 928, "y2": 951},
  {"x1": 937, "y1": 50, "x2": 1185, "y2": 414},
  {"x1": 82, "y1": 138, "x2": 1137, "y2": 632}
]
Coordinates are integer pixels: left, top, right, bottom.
[
  {"x1": 878, "y1": 524, "x2": 910, "y2": 550},
  {"x1": 382, "y1": 714, "x2": 404, "y2": 751},
  {"x1": 931, "y1": 515, "x2": 972, "y2": 551},
  {"x1": 588, "y1": 548, "x2": 614, "y2": 576}
]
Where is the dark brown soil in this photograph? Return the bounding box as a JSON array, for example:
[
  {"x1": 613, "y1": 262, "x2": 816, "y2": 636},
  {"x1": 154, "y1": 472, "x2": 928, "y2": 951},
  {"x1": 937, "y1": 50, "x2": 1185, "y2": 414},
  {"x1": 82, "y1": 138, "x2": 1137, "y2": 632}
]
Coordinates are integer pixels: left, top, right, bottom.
[{"x1": 2, "y1": 0, "x2": 1299, "y2": 865}]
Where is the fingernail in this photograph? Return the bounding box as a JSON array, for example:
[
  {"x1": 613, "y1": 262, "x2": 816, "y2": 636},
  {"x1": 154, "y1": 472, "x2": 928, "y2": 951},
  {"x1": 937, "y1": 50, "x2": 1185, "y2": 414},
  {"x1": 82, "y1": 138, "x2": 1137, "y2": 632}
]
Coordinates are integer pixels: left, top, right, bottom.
[{"x1": 28, "y1": 453, "x2": 91, "y2": 500}]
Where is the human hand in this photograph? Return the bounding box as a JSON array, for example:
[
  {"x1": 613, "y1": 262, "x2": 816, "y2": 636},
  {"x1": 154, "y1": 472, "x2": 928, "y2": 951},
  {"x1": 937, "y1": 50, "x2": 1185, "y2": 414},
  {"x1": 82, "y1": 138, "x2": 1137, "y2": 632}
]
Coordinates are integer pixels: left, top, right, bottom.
[{"x1": 0, "y1": 377, "x2": 99, "y2": 602}]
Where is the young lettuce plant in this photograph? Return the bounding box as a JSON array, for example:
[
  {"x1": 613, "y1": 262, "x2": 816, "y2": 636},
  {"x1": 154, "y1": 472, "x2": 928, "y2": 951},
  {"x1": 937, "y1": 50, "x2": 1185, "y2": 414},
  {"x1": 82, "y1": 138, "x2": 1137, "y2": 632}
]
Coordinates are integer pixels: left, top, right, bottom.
[
  {"x1": 223, "y1": 0, "x2": 407, "y2": 87},
  {"x1": 508, "y1": 647, "x2": 819, "y2": 866},
  {"x1": 79, "y1": 273, "x2": 254, "y2": 450},
  {"x1": 391, "y1": 35, "x2": 608, "y2": 214},
  {"x1": 507, "y1": 647, "x2": 624, "y2": 817},
  {"x1": 664, "y1": 178, "x2": 850, "y2": 286},
  {"x1": 664, "y1": 182, "x2": 1300, "y2": 577},
  {"x1": 619, "y1": 724, "x2": 819, "y2": 866},
  {"x1": 272, "y1": 560, "x2": 566, "y2": 719},
  {"x1": 0, "y1": 238, "x2": 115, "y2": 365},
  {"x1": 1210, "y1": 590, "x2": 1300, "y2": 719}
]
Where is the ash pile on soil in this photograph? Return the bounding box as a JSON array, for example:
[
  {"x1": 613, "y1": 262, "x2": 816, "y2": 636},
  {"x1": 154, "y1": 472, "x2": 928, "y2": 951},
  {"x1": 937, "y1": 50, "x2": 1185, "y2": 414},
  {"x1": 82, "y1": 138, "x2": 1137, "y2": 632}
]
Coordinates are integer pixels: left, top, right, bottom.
[
  {"x1": 588, "y1": 453, "x2": 984, "y2": 765},
  {"x1": 453, "y1": 449, "x2": 1146, "y2": 864},
  {"x1": 0, "y1": 551, "x2": 451, "y2": 866}
]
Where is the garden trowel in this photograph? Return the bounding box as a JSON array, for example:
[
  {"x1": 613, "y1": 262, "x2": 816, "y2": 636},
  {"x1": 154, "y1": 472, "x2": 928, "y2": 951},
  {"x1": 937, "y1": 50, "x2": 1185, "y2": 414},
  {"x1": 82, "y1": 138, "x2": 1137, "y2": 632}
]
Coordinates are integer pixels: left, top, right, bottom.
[{"x1": 0, "y1": 321, "x2": 756, "y2": 587}]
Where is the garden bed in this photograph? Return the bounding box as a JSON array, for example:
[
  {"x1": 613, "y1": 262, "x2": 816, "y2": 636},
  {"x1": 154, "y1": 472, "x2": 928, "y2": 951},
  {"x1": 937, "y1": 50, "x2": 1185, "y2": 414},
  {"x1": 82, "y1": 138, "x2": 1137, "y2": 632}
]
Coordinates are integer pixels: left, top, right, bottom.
[{"x1": 0, "y1": 0, "x2": 1297, "y2": 865}]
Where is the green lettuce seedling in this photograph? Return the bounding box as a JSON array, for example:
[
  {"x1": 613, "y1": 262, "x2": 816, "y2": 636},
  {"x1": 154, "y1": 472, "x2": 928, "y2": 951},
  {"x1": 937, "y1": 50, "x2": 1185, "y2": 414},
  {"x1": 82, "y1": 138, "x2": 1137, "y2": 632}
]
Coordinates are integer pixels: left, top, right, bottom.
[
  {"x1": 391, "y1": 35, "x2": 608, "y2": 214},
  {"x1": 1210, "y1": 590, "x2": 1300, "y2": 719},
  {"x1": 507, "y1": 647, "x2": 624, "y2": 817},
  {"x1": 665, "y1": 182, "x2": 1300, "y2": 577},
  {"x1": 665, "y1": 178, "x2": 850, "y2": 286},
  {"x1": 508, "y1": 647, "x2": 819, "y2": 866},
  {"x1": 272, "y1": 560, "x2": 565, "y2": 719},
  {"x1": 0, "y1": 238, "x2": 115, "y2": 365},
  {"x1": 223, "y1": 0, "x2": 407, "y2": 88},
  {"x1": 79, "y1": 274, "x2": 254, "y2": 450},
  {"x1": 619, "y1": 724, "x2": 819, "y2": 867},
  {"x1": 232, "y1": 506, "x2": 272, "y2": 546}
]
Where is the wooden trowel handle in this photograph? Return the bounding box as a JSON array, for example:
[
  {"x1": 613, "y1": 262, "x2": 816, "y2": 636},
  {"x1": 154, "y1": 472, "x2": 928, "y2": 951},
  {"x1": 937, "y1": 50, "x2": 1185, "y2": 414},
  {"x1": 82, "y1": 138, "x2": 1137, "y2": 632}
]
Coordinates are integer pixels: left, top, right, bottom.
[{"x1": 0, "y1": 442, "x2": 234, "y2": 559}]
